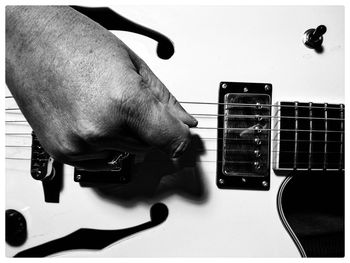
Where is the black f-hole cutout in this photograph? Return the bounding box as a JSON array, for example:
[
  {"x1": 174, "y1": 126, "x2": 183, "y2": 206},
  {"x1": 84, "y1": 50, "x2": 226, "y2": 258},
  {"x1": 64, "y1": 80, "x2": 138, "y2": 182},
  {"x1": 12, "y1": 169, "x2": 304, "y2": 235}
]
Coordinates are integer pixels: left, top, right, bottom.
[
  {"x1": 71, "y1": 6, "x2": 175, "y2": 60},
  {"x1": 15, "y1": 203, "x2": 169, "y2": 257}
]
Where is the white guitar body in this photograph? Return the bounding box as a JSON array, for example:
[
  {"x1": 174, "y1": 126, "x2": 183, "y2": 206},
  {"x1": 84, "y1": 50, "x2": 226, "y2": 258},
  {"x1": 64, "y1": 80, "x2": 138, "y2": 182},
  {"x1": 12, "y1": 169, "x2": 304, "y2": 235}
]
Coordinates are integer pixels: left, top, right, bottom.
[{"x1": 5, "y1": 6, "x2": 344, "y2": 257}]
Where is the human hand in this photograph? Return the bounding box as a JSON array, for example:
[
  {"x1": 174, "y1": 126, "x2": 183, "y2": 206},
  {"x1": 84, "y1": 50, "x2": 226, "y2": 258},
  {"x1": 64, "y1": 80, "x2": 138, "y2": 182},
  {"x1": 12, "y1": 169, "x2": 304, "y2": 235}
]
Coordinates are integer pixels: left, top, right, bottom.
[{"x1": 6, "y1": 6, "x2": 197, "y2": 169}]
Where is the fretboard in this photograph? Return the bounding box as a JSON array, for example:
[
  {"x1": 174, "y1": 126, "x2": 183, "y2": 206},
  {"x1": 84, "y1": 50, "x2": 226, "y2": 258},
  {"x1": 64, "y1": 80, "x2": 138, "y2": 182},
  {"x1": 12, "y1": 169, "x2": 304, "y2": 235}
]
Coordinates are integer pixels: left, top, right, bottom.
[{"x1": 273, "y1": 102, "x2": 344, "y2": 173}]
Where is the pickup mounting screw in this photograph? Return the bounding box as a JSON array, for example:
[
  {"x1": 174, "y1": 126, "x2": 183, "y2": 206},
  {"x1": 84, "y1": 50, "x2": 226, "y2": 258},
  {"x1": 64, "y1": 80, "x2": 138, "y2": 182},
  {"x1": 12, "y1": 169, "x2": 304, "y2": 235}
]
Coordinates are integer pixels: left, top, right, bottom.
[
  {"x1": 243, "y1": 87, "x2": 248, "y2": 92},
  {"x1": 222, "y1": 83, "x2": 227, "y2": 89},
  {"x1": 254, "y1": 149, "x2": 261, "y2": 157},
  {"x1": 254, "y1": 161, "x2": 261, "y2": 170},
  {"x1": 75, "y1": 174, "x2": 81, "y2": 181},
  {"x1": 262, "y1": 181, "x2": 268, "y2": 187},
  {"x1": 264, "y1": 85, "x2": 270, "y2": 91},
  {"x1": 254, "y1": 137, "x2": 262, "y2": 145},
  {"x1": 219, "y1": 178, "x2": 224, "y2": 184}
]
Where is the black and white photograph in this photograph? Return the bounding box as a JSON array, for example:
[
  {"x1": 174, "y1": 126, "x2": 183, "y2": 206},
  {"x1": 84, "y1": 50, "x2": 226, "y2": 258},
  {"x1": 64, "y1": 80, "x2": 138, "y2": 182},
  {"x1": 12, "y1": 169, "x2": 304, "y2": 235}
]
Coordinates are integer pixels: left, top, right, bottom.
[{"x1": 4, "y1": 1, "x2": 347, "y2": 259}]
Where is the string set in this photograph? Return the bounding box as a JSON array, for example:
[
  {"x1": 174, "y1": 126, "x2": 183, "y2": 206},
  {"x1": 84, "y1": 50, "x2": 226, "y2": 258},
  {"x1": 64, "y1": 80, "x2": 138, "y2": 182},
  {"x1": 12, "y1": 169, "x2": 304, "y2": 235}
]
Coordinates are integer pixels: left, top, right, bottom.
[{"x1": 5, "y1": 100, "x2": 344, "y2": 165}]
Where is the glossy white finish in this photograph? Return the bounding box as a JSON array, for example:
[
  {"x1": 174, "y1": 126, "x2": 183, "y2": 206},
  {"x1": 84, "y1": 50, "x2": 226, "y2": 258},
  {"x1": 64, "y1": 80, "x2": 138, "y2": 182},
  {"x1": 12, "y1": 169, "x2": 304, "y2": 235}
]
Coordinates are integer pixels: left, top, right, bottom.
[{"x1": 5, "y1": 6, "x2": 344, "y2": 257}]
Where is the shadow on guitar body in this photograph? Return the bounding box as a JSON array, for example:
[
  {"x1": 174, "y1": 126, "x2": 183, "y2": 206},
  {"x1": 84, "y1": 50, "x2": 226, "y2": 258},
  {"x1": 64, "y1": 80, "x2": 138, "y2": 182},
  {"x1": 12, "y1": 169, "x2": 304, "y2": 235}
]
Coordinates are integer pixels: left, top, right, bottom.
[
  {"x1": 91, "y1": 135, "x2": 209, "y2": 207},
  {"x1": 279, "y1": 173, "x2": 344, "y2": 257}
]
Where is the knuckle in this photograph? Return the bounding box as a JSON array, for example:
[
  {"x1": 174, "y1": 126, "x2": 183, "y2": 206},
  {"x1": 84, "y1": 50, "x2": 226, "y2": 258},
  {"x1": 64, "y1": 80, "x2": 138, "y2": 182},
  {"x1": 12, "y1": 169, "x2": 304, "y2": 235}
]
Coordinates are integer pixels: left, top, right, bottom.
[
  {"x1": 74, "y1": 119, "x2": 103, "y2": 145},
  {"x1": 47, "y1": 121, "x2": 101, "y2": 163},
  {"x1": 120, "y1": 90, "x2": 155, "y2": 130},
  {"x1": 50, "y1": 137, "x2": 81, "y2": 163}
]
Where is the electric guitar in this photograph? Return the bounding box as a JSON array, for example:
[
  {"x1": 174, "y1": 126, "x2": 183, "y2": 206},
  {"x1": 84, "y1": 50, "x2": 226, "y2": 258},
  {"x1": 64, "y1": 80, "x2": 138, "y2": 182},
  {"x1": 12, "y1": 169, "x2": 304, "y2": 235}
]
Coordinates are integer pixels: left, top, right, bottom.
[{"x1": 5, "y1": 6, "x2": 344, "y2": 257}]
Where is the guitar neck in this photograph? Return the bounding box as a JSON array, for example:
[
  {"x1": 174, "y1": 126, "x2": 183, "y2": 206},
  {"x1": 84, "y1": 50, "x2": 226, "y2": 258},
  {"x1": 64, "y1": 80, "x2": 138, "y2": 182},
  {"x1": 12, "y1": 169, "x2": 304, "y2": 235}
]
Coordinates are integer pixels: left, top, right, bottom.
[{"x1": 273, "y1": 102, "x2": 344, "y2": 173}]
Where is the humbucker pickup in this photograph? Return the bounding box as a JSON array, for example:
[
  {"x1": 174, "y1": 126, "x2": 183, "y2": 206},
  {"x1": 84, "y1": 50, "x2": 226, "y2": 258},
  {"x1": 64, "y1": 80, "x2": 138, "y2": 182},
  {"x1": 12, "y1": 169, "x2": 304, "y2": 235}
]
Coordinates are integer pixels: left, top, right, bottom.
[{"x1": 217, "y1": 82, "x2": 272, "y2": 190}]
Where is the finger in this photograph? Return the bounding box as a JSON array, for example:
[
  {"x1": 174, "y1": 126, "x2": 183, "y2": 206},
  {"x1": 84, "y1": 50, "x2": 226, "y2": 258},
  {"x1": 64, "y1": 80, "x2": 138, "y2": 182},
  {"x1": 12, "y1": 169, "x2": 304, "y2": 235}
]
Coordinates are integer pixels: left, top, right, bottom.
[
  {"x1": 166, "y1": 93, "x2": 198, "y2": 128},
  {"x1": 140, "y1": 66, "x2": 198, "y2": 128},
  {"x1": 126, "y1": 48, "x2": 197, "y2": 128},
  {"x1": 125, "y1": 90, "x2": 192, "y2": 158}
]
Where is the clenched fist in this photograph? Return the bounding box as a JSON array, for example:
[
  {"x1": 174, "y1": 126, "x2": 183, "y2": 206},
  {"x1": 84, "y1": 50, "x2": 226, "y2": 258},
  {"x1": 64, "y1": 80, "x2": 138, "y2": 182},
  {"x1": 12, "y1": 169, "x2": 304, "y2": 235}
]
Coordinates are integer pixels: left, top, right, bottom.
[{"x1": 6, "y1": 6, "x2": 197, "y2": 169}]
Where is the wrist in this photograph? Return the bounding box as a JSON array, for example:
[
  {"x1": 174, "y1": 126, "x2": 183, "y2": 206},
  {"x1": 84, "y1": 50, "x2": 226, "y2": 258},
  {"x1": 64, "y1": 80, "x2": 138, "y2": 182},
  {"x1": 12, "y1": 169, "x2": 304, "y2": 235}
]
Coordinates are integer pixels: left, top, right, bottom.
[{"x1": 6, "y1": 6, "x2": 79, "y2": 60}]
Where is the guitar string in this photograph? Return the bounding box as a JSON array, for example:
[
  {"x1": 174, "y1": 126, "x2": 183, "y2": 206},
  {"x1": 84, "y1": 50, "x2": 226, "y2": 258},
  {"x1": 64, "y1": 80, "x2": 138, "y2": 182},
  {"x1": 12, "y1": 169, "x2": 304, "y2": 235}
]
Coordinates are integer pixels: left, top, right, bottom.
[
  {"x1": 5, "y1": 101, "x2": 345, "y2": 110},
  {"x1": 4, "y1": 134, "x2": 344, "y2": 144},
  {"x1": 4, "y1": 157, "x2": 343, "y2": 166},
  {"x1": 4, "y1": 145, "x2": 343, "y2": 154},
  {"x1": 4, "y1": 126, "x2": 344, "y2": 134},
  {"x1": 191, "y1": 114, "x2": 344, "y2": 121},
  {"x1": 4, "y1": 133, "x2": 343, "y2": 144},
  {"x1": 5, "y1": 114, "x2": 345, "y2": 121},
  {"x1": 5, "y1": 157, "x2": 343, "y2": 170},
  {"x1": 179, "y1": 101, "x2": 344, "y2": 110},
  {"x1": 191, "y1": 127, "x2": 343, "y2": 133}
]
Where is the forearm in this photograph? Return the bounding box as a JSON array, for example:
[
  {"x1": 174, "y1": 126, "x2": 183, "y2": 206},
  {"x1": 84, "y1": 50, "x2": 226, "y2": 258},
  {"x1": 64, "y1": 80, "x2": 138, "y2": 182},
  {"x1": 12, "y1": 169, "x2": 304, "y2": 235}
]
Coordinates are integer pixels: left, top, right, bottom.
[
  {"x1": 5, "y1": 6, "x2": 119, "y2": 123},
  {"x1": 6, "y1": 6, "x2": 77, "y2": 84},
  {"x1": 6, "y1": 5, "x2": 130, "y2": 96},
  {"x1": 6, "y1": 6, "x2": 81, "y2": 111}
]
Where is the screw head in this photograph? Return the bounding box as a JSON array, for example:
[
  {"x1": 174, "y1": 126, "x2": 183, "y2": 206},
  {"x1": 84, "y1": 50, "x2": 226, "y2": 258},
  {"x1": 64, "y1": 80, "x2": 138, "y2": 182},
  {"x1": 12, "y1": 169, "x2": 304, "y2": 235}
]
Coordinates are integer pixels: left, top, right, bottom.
[
  {"x1": 222, "y1": 83, "x2": 227, "y2": 89},
  {"x1": 243, "y1": 87, "x2": 249, "y2": 92},
  {"x1": 219, "y1": 178, "x2": 224, "y2": 184},
  {"x1": 75, "y1": 174, "x2": 81, "y2": 181},
  {"x1": 262, "y1": 181, "x2": 269, "y2": 187},
  {"x1": 264, "y1": 85, "x2": 270, "y2": 91},
  {"x1": 241, "y1": 178, "x2": 246, "y2": 183}
]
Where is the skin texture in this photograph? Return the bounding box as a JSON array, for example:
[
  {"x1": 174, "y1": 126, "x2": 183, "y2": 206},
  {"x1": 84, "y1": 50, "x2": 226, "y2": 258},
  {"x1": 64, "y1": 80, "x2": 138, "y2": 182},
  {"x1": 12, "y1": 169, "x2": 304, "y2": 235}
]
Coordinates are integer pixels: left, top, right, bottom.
[{"x1": 6, "y1": 6, "x2": 197, "y2": 170}]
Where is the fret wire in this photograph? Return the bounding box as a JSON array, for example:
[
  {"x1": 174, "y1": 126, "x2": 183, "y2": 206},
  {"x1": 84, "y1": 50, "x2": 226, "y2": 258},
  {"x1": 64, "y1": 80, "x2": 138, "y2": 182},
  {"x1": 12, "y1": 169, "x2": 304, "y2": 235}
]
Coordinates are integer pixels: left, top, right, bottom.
[
  {"x1": 5, "y1": 103, "x2": 344, "y2": 111},
  {"x1": 5, "y1": 157, "x2": 344, "y2": 166},
  {"x1": 339, "y1": 105, "x2": 344, "y2": 170},
  {"x1": 308, "y1": 102, "x2": 313, "y2": 170},
  {"x1": 324, "y1": 104, "x2": 328, "y2": 170},
  {"x1": 293, "y1": 102, "x2": 298, "y2": 170}
]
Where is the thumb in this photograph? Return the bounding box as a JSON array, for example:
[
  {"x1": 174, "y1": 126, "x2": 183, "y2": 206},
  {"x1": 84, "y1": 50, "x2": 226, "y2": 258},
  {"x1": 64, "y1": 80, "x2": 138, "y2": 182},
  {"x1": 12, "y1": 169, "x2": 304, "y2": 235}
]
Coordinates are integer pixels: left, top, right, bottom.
[{"x1": 125, "y1": 91, "x2": 192, "y2": 158}]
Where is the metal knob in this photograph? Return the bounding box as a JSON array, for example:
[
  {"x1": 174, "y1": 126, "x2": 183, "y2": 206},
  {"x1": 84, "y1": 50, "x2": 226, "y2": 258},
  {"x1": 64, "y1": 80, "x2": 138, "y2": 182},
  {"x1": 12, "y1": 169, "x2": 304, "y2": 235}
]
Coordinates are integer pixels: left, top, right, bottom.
[
  {"x1": 6, "y1": 209, "x2": 27, "y2": 246},
  {"x1": 303, "y1": 25, "x2": 327, "y2": 50}
]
